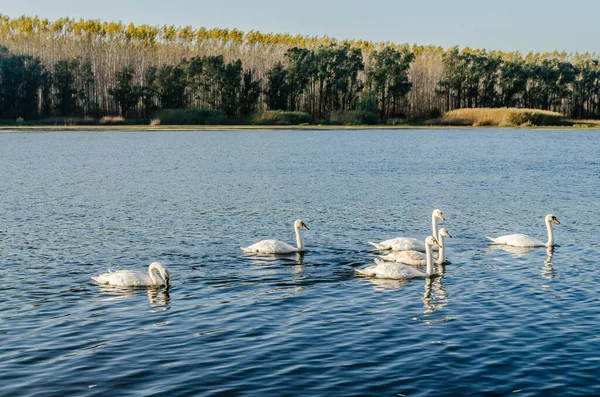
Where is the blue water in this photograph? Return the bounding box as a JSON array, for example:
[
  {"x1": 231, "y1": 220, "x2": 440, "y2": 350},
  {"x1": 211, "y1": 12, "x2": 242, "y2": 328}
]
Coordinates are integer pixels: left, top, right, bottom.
[{"x1": 0, "y1": 128, "x2": 599, "y2": 396}]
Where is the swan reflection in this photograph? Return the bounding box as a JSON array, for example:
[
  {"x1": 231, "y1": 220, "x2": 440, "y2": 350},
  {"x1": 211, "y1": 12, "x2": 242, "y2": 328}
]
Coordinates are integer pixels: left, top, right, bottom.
[
  {"x1": 366, "y1": 277, "x2": 411, "y2": 291},
  {"x1": 247, "y1": 252, "x2": 306, "y2": 280},
  {"x1": 489, "y1": 244, "x2": 536, "y2": 257},
  {"x1": 541, "y1": 246, "x2": 556, "y2": 280},
  {"x1": 147, "y1": 288, "x2": 171, "y2": 307},
  {"x1": 423, "y1": 266, "x2": 448, "y2": 315},
  {"x1": 96, "y1": 284, "x2": 170, "y2": 308}
]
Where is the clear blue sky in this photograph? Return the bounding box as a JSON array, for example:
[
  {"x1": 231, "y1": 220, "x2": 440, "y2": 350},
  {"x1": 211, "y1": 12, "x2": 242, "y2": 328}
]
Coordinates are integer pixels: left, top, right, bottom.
[{"x1": 1, "y1": 0, "x2": 598, "y2": 53}]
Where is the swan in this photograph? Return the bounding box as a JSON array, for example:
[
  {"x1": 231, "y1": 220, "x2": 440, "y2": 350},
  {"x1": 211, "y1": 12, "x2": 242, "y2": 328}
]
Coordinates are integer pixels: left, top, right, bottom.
[
  {"x1": 91, "y1": 262, "x2": 170, "y2": 287},
  {"x1": 241, "y1": 219, "x2": 309, "y2": 254},
  {"x1": 356, "y1": 236, "x2": 440, "y2": 279},
  {"x1": 487, "y1": 214, "x2": 560, "y2": 247},
  {"x1": 380, "y1": 228, "x2": 452, "y2": 265},
  {"x1": 368, "y1": 208, "x2": 445, "y2": 252}
]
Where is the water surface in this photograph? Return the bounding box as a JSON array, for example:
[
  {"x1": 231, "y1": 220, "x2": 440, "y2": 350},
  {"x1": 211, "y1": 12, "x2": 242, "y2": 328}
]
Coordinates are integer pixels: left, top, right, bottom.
[{"x1": 0, "y1": 128, "x2": 599, "y2": 396}]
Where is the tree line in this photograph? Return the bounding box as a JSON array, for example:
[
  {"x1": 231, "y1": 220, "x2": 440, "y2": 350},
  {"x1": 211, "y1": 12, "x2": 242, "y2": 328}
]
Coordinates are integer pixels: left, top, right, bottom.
[
  {"x1": 0, "y1": 42, "x2": 413, "y2": 121},
  {"x1": 2, "y1": 15, "x2": 600, "y2": 121}
]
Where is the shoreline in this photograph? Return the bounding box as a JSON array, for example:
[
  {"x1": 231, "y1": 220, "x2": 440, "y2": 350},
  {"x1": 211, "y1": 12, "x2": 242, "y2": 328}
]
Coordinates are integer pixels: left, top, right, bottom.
[{"x1": 1, "y1": 124, "x2": 600, "y2": 132}]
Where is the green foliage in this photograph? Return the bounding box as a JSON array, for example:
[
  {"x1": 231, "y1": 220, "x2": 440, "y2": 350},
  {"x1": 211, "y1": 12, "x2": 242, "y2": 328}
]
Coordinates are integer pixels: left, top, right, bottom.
[
  {"x1": 221, "y1": 59, "x2": 242, "y2": 118},
  {"x1": 109, "y1": 66, "x2": 140, "y2": 117},
  {"x1": 156, "y1": 64, "x2": 187, "y2": 109},
  {"x1": 239, "y1": 70, "x2": 261, "y2": 117},
  {"x1": 154, "y1": 108, "x2": 226, "y2": 125},
  {"x1": 266, "y1": 62, "x2": 289, "y2": 110},
  {"x1": 328, "y1": 110, "x2": 379, "y2": 125},
  {"x1": 52, "y1": 59, "x2": 78, "y2": 117},
  {"x1": 284, "y1": 47, "x2": 314, "y2": 111},
  {"x1": 253, "y1": 110, "x2": 313, "y2": 125},
  {"x1": 140, "y1": 66, "x2": 159, "y2": 117},
  {"x1": 0, "y1": 50, "x2": 47, "y2": 119},
  {"x1": 365, "y1": 47, "x2": 414, "y2": 119}
]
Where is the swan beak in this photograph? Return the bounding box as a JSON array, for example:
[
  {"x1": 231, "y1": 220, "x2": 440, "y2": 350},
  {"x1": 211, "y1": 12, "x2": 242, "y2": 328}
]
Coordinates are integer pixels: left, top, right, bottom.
[
  {"x1": 301, "y1": 222, "x2": 309, "y2": 230},
  {"x1": 439, "y1": 212, "x2": 445, "y2": 221},
  {"x1": 447, "y1": 232, "x2": 453, "y2": 238},
  {"x1": 433, "y1": 239, "x2": 442, "y2": 248},
  {"x1": 552, "y1": 217, "x2": 560, "y2": 224}
]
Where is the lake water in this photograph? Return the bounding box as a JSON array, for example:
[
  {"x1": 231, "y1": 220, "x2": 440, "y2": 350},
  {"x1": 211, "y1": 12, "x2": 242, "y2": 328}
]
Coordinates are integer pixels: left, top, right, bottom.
[{"x1": 0, "y1": 128, "x2": 599, "y2": 396}]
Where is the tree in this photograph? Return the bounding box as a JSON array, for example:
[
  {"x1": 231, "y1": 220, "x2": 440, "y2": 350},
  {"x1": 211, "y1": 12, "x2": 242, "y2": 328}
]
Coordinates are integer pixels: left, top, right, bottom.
[
  {"x1": 366, "y1": 47, "x2": 415, "y2": 119},
  {"x1": 239, "y1": 69, "x2": 261, "y2": 117},
  {"x1": 285, "y1": 47, "x2": 314, "y2": 111},
  {"x1": 155, "y1": 63, "x2": 186, "y2": 109},
  {"x1": 265, "y1": 62, "x2": 289, "y2": 110},
  {"x1": 52, "y1": 59, "x2": 78, "y2": 117},
  {"x1": 220, "y1": 59, "x2": 242, "y2": 118},
  {"x1": 109, "y1": 66, "x2": 140, "y2": 117},
  {"x1": 0, "y1": 50, "x2": 47, "y2": 119}
]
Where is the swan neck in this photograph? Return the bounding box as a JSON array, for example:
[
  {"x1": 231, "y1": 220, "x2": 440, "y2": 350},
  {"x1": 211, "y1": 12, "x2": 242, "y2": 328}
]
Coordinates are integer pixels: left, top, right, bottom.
[
  {"x1": 432, "y1": 215, "x2": 439, "y2": 240},
  {"x1": 546, "y1": 217, "x2": 554, "y2": 247},
  {"x1": 295, "y1": 225, "x2": 304, "y2": 251},
  {"x1": 436, "y1": 234, "x2": 445, "y2": 265},
  {"x1": 148, "y1": 265, "x2": 160, "y2": 285},
  {"x1": 425, "y1": 242, "x2": 434, "y2": 275}
]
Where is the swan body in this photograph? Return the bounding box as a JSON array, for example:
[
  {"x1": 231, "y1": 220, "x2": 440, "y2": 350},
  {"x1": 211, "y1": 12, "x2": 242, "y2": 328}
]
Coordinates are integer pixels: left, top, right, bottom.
[
  {"x1": 92, "y1": 262, "x2": 170, "y2": 287},
  {"x1": 487, "y1": 214, "x2": 560, "y2": 248},
  {"x1": 241, "y1": 219, "x2": 309, "y2": 254},
  {"x1": 368, "y1": 209, "x2": 444, "y2": 252},
  {"x1": 381, "y1": 228, "x2": 452, "y2": 265},
  {"x1": 368, "y1": 237, "x2": 425, "y2": 252},
  {"x1": 357, "y1": 236, "x2": 440, "y2": 279}
]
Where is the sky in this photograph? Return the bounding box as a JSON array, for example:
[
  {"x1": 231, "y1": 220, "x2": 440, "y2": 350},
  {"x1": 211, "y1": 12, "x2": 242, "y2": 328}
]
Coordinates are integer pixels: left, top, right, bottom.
[{"x1": 1, "y1": 0, "x2": 598, "y2": 54}]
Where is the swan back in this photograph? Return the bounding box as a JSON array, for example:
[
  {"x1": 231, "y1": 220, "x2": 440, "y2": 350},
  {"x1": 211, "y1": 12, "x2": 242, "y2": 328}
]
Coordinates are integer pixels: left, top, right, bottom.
[{"x1": 356, "y1": 259, "x2": 426, "y2": 279}]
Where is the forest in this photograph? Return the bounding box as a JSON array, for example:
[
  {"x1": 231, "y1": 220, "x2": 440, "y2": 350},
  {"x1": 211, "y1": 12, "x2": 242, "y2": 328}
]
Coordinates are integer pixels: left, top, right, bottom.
[{"x1": 1, "y1": 15, "x2": 600, "y2": 124}]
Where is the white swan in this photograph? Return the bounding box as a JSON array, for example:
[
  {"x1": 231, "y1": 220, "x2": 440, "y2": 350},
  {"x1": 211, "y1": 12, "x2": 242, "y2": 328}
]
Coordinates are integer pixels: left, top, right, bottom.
[
  {"x1": 91, "y1": 262, "x2": 170, "y2": 287},
  {"x1": 380, "y1": 228, "x2": 452, "y2": 265},
  {"x1": 241, "y1": 219, "x2": 309, "y2": 254},
  {"x1": 356, "y1": 236, "x2": 440, "y2": 279},
  {"x1": 487, "y1": 214, "x2": 560, "y2": 247},
  {"x1": 368, "y1": 208, "x2": 444, "y2": 252}
]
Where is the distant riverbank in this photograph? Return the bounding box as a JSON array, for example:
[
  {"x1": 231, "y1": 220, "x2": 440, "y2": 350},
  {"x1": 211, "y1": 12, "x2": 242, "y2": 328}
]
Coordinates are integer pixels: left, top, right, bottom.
[
  {"x1": 3, "y1": 109, "x2": 599, "y2": 132},
  {"x1": 1, "y1": 124, "x2": 599, "y2": 132}
]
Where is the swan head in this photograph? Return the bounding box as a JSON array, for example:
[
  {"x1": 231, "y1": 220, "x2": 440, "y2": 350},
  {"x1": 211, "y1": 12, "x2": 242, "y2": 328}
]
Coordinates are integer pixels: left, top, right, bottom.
[
  {"x1": 439, "y1": 228, "x2": 452, "y2": 238},
  {"x1": 150, "y1": 262, "x2": 170, "y2": 287},
  {"x1": 294, "y1": 219, "x2": 309, "y2": 230},
  {"x1": 546, "y1": 214, "x2": 560, "y2": 225},
  {"x1": 160, "y1": 268, "x2": 170, "y2": 287},
  {"x1": 433, "y1": 209, "x2": 445, "y2": 221},
  {"x1": 425, "y1": 236, "x2": 442, "y2": 248}
]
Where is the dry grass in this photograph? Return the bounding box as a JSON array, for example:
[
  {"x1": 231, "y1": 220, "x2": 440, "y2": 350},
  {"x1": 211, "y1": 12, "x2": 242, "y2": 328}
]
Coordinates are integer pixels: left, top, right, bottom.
[
  {"x1": 99, "y1": 116, "x2": 125, "y2": 125},
  {"x1": 435, "y1": 108, "x2": 566, "y2": 127}
]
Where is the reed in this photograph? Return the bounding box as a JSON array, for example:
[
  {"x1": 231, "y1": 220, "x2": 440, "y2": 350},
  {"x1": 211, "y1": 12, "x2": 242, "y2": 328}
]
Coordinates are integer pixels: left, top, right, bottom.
[
  {"x1": 437, "y1": 108, "x2": 565, "y2": 126},
  {"x1": 252, "y1": 111, "x2": 313, "y2": 125}
]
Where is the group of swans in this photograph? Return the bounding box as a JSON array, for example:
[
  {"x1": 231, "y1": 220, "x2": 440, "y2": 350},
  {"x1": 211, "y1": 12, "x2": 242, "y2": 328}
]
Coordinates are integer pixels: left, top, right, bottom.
[
  {"x1": 90, "y1": 212, "x2": 560, "y2": 287},
  {"x1": 357, "y1": 211, "x2": 560, "y2": 280},
  {"x1": 360, "y1": 209, "x2": 449, "y2": 279}
]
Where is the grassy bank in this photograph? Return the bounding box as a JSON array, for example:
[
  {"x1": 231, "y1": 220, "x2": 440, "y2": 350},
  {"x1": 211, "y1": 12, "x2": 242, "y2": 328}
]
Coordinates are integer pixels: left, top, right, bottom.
[
  {"x1": 428, "y1": 108, "x2": 566, "y2": 127},
  {"x1": 2, "y1": 108, "x2": 600, "y2": 131}
]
